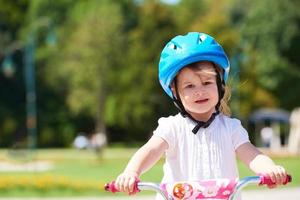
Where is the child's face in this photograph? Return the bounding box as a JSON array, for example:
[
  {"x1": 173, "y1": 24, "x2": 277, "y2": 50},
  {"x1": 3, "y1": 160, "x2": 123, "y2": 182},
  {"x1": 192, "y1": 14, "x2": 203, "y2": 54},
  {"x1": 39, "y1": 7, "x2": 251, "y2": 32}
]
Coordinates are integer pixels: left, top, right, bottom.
[{"x1": 173, "y1": 62, "x2": 219, "y2": 121}]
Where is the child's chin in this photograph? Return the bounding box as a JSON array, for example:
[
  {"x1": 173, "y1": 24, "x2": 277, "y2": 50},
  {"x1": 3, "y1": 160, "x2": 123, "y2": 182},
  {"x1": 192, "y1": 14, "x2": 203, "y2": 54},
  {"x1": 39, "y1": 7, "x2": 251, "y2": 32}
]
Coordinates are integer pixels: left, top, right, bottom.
[
  {"x1": 187, "y1": 109, "x2": 213, "y2": 117},
  {"x1": 191, "y1": 106, "x2": 212, "y2": 112}
]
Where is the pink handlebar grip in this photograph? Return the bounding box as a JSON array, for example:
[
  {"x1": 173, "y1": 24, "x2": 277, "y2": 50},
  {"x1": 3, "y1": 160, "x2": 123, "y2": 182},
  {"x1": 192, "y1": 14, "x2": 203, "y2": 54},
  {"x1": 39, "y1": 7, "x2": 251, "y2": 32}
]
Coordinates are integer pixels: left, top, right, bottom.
[
  {"x1": 259, "y1": 174, "x2": 292, "y2": 186},
  {"x1": 104, "y1": 180, "x2": 140, "y2": 194},
  {"x1": 104, "y1": 181, "x2": 119, "y2": 193}
]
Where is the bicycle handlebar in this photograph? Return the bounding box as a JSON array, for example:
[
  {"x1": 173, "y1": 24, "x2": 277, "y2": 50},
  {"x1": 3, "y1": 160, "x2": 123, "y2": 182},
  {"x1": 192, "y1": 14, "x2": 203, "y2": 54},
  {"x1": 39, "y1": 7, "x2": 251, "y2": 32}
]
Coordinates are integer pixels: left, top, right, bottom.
[
  {"x1": 260, "y1": 174, "x2": 292, "y2": 185},
  {"x1": 104, "y1": 175, "x2": 292, "y2": 200}
]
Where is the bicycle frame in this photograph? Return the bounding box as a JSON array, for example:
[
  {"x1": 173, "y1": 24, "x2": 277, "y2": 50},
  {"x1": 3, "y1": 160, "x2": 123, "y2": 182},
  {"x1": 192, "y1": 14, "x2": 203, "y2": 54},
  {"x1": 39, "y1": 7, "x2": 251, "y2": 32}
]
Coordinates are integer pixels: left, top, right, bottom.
[{"x1": 105, "y1": 175, "x2": 292, "y2": 200}]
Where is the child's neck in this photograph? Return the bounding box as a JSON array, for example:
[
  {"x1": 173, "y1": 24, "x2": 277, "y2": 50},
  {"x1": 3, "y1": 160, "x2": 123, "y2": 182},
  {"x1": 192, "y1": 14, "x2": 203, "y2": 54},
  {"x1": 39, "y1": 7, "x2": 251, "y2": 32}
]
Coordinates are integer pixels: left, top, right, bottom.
[{"x1": 188, "y1": 109, "x2": 216, "y2": 122}]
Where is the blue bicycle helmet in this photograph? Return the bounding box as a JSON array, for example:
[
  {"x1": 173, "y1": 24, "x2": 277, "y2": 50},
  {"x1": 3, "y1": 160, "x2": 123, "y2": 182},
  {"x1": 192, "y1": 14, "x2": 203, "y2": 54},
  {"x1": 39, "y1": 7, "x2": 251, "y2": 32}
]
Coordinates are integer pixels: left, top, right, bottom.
[{"x1": 158, "y1": 32, "x2": 230, "y2": 98}]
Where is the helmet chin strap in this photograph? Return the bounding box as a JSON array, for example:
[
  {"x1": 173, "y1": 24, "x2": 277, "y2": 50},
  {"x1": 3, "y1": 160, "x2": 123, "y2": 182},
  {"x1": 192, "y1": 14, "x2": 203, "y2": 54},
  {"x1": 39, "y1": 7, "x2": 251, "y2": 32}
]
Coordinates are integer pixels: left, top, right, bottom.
[
  {"x1": 173, "y1": 97, "x2": 219, "y2": 134},
  {"x1": 173, "y1": 72, "x2": 224, "y2": 134}
]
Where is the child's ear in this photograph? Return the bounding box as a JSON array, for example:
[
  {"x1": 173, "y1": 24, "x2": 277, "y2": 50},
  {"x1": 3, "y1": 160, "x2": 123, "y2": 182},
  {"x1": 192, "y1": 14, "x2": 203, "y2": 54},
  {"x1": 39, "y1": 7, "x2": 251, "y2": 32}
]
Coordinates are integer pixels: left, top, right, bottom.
[{"x1": 170, "y1": 82, "x2": 177, "y2": 99}]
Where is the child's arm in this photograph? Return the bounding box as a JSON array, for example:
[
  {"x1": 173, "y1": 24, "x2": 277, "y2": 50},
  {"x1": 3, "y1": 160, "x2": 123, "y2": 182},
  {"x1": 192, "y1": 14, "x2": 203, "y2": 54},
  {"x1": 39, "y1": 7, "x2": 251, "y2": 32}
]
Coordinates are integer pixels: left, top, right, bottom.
[
  {"x1": 115, "y1": 135, "x2": 168, "y2": 194},
  {"x1": 236, "y1": 142, "x2": 287, "y2": 188}
]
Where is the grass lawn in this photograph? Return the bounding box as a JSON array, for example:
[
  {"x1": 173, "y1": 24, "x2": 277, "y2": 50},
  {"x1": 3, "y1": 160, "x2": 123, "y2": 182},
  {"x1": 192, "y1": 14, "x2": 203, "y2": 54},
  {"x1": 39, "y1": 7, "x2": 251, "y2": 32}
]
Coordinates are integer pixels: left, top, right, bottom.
[{"x1": 0, "y1": 148, "x2": 299, "y2": 197}]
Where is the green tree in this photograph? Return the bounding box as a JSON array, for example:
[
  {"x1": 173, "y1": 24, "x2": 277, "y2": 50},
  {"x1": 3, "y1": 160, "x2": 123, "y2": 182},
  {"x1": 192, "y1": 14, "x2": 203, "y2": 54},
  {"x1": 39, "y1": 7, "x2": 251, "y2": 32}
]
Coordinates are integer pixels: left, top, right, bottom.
[
  {"x1": 236, "y1": 0, "x2": 300, "y2": 114},
  {"x1": 171, "y1": 0, "x2": 207, "y2": 31},
  {"x1": 0, "y1": 0, "x2": 29, "y2": 147},
  {"x1": 16, "y1": 0, "x2": 79, "y2": 147},
  {"x1": 105, "y1": 0, "x2": 177, "y2": 142},
  {"x1": 45, "y1": 0, "x2": 124, "y2": 142}
]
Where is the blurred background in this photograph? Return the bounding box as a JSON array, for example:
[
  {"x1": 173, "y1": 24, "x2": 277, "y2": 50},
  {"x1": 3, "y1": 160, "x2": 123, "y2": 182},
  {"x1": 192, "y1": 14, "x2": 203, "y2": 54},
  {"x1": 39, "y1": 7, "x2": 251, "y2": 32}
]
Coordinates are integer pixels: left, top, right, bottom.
[{"x1": 0, "y1": 0, "x2": 299, "y2": 198}]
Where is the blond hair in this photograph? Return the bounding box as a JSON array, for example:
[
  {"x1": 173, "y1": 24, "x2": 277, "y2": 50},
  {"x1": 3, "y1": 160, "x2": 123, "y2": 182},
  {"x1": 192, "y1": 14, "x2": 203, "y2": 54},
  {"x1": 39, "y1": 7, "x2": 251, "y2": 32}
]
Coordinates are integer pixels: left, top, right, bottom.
[{"x1": 219, "y1": 85, "x2": 231, "y2": 116}]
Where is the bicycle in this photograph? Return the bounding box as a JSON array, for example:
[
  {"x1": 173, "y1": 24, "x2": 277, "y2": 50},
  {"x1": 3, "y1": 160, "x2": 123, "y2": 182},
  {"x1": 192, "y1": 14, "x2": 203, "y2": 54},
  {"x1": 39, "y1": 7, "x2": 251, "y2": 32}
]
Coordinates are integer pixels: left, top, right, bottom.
[{"x1": 105, "y1": 174, "x2": 292, "y2": 200}]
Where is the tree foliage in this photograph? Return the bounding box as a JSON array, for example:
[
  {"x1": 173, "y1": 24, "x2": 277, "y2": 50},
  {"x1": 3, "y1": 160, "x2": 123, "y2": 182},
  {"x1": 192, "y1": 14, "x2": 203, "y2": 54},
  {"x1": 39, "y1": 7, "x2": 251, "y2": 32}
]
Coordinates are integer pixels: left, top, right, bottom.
[
  {"x1": 0, "y1": 0, "x2": 299, "y2": 147},
  {"x1": 234, "y1": 0, "x2": 300, "y2": 116}
]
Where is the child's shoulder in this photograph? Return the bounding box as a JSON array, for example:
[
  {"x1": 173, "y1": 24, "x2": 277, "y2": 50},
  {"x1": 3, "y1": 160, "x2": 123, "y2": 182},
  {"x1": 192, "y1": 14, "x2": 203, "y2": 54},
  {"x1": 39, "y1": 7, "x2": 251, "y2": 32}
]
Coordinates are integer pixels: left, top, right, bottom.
[
  {"x1": 218, "y1": 114, "x2": 244, "y2": 129},
  {"x1": 154, "y1": 113, "x2": 185, "y2": 136},
  {"x1": 157, "y1": 113, "x2": 183, "y2": 124}
]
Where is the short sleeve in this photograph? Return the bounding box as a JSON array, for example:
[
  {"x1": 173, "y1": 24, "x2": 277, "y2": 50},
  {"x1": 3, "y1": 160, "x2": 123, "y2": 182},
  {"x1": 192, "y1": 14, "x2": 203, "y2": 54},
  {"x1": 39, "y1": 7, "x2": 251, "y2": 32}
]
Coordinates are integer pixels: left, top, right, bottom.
[
  {"x1": 153, "y1": 117, "x2": 176, "y2": 151},
  {"x1": 231, "y1": 119, "x2": 250, "y2": 150}
]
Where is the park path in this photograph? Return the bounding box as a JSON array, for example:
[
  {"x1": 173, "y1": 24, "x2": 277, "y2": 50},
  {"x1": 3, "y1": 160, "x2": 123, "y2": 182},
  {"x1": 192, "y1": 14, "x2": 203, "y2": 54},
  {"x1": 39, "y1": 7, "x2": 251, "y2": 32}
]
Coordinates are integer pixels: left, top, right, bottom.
[{"x1": 0, "y1": 187, "x2": 299, "y2": 200}]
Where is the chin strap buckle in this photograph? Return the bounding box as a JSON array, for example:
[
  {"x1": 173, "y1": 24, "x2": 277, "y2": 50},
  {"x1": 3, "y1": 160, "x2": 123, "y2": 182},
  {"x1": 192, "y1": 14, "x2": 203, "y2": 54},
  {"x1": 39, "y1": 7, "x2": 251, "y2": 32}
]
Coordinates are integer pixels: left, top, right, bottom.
[{"x1": 191, "y1": 111, "x2": 220, "y2": 134}]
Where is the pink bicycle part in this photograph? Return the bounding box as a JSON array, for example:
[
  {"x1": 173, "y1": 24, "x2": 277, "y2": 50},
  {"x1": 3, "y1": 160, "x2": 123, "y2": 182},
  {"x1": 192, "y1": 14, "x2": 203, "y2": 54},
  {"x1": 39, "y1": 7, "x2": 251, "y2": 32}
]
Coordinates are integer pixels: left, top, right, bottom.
[{"x1": 104, "y1": 175, "x2": 292, "y2": 200}]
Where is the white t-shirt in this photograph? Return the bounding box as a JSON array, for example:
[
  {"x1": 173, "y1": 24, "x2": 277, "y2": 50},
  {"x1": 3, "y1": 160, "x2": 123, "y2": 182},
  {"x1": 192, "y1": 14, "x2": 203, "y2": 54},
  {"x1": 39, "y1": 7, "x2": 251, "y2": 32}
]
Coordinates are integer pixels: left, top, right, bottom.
[{"x1": 153, "y1": 113, "x2": 249, "y2": 199}]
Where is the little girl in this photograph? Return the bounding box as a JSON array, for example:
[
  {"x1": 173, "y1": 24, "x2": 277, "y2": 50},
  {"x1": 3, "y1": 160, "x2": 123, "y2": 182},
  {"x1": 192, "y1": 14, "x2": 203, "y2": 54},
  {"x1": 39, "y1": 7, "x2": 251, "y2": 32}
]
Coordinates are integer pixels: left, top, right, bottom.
[{"x1": 115, "y1": 32, "x2": 287, "y2": 199}]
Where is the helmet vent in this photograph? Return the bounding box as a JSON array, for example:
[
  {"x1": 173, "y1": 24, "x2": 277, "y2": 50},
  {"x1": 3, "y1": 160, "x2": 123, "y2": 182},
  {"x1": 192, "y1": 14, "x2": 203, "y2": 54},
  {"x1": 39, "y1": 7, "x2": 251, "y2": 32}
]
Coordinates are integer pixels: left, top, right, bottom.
[
  {"x1": 199, "y1": 34, "x2": 207, "y2": 44},
  {"x1": 169, "y1": 43, "x2": 177, "y2": 50},
  {"x1": 198, "y1": 37, "x2": 203, "y2": 44}
]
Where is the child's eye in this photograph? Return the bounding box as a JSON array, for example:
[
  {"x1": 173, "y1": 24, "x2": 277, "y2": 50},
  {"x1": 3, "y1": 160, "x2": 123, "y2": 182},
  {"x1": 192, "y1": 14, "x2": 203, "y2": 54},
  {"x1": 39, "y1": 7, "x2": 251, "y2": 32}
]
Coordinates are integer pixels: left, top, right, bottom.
[
  {"x1": 203, "y1": 81, "x2": 212, "y2": 85},
  {"x1": 185, "y1": 84, "x2": 194, "y2": 89}
]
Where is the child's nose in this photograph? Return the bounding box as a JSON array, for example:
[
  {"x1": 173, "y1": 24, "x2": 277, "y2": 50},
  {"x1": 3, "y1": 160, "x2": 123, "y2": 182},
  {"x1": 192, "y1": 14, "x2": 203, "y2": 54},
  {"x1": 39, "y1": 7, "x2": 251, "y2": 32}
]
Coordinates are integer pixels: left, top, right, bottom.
[{"x1": 194, "y1": 85, "x2": 205, "y2": 96}]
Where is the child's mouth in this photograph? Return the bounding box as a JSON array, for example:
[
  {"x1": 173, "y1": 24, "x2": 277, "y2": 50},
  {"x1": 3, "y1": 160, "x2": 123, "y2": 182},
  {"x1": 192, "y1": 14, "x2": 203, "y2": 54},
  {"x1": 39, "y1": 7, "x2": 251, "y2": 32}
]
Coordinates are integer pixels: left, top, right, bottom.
[{"x1": 195, "y1": 99, "x2": 209, "y2": 104}]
